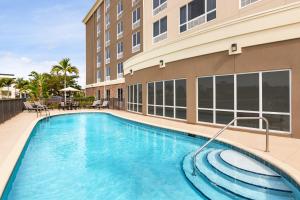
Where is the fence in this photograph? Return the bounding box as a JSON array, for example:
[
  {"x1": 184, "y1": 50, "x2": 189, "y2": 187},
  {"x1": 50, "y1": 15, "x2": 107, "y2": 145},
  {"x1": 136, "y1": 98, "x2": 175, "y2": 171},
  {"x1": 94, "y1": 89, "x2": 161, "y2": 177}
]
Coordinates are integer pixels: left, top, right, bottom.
[
  {"x1": 0, "y1": 99, "x2": 25, "y2": 124},
  {"x1": 101, "y1": 98, "x2": 125, "y2": 110}
]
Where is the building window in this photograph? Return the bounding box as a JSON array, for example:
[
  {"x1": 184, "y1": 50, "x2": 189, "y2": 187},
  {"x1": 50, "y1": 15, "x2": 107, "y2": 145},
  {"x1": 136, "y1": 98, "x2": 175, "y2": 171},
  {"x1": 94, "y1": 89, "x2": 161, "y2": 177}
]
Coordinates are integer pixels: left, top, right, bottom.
[
  {"x1": 117, "y1": 0, "x2": 123, "y2": 15},
  {"x1": 106, "y1": 12, "x2": 110, "y2": 28},
  {"x1": 105, "y1": 0, "x2": 110, "y2": 10},
  {"x1": 197, "y1": 70, "x2": 291, "y2": 132},
  {"x1": 132, "y1": 7, "x2": 141, "y2": 24},
  {"x1": 117, "y1": 21, "x2": 123, "y2": 35},
  {"x1": 127, "y1": 84, "x2": 142, "y2": 113},
  {"x1": 105, "y1": 48, "x2": 110, "y2": 64},
  {"x1": 117, "y1": 62, "x2": 123, "y2": 79},
  {"x1": 132, "y1": 31, "x2": 141, "y2": 53},
  {"x1": 117, "y1": 42, "x2": 124, "y2": 59},
  {"x1": 118, "y1": 88, "x2": 123, "y2": 101},
  {"x1": 180, "y1": 0, "x2": 216, "y2": 33},
  {"x1": 105, "y1": 31, "x2": 110, "y2": 46},
  {"x1": 97, "y1": 39, "x2": 101, "y2": 52},
  {"x1": 241, "y1": 0, "x2": 259, "y2": 8},
  {"x1": 97, "y1": 24, "x2": 101, "y2": 36},
  {"x1": 97, "y1": 68, "x2": 101, "y2": 82},
  {"x1": 153, "y1": 16, "x2": 167, "y2": 43},
  {"x1": 147, "y1": 79, "x2": 187, "y2": 120},
  {"x1": 105, "y1": 66, "x2": 110, "y2": 81},
  {"x1": 97, "y1": 55, "x2": 101, "y2": 67},
  {"x1": 153, "y1": 0, "x2": 166, "y2": 10},
  {"x1": 97, "y1": 7, "x2": 101, "y2": 21}
]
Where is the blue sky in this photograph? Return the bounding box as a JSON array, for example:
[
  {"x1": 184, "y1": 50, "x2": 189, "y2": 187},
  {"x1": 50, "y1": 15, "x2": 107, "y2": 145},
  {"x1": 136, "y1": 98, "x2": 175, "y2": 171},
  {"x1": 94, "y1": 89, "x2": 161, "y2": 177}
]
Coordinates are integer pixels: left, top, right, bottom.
[{"x1": 0, "y1": 0, "x2": 95, "y2": 86}]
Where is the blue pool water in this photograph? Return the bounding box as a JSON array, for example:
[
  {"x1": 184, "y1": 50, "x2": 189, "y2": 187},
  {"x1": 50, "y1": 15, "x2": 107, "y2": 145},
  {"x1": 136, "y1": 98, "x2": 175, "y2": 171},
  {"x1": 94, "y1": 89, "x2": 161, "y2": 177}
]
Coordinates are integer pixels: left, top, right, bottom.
[{"x1": 1, "y1": 113, "x2": 299, "y2": 200}]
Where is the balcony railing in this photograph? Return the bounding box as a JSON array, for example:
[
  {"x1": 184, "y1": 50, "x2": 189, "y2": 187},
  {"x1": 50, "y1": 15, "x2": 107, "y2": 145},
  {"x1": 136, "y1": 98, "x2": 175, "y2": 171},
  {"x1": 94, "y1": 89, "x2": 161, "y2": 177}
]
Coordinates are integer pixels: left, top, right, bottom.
[
  {"x1": 105, "y1": 40, "x2": 110, "y2": 47},
  {"x1": 117, "y1": 52, "x2": 123, "y2": 60},
  {"x1": 153, "y1": 1, "x2": 167, "y2": 16},
  {"x1": 106, "y1": 23, "x2": 110, "y2": 30},
  {"x1": 117, "y1": 32, "x2": 123, "y2": 40},
  {"x1": 153, "y1": 32, "x2": 167, "y2": 43},
  {"x1": 117, "y1": 11, "x2": 123, "y2": 20},
  {"x1": 105, "y1": 58, "x2": 110, "y2": 64},
  {"x1": 117, "y1": 73, "x2": 124, "y2": 79},
  {"x1": 105, "y1": 76, "x2": 111, "y2": 81},
  {"x1": 132, "y1": 19, "x2": 140, "y2": 30},
  {"x1": 132, "y1": 44, "x2": 141, "y2": 53},
  {"x1": 187, "y1": 15, "x2": 206, "y2": 30},
  {"x1": 97, "y1": 62, "x2": 101, "y2": 67}
]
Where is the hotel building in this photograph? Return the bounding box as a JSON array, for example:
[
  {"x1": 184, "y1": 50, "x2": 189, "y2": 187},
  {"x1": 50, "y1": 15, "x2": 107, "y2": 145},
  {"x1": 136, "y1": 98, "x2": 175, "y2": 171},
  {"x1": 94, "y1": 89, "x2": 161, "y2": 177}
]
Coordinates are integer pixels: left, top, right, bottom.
[{"x1": 84, "y1": 0, "x2": 300, "y2": 138}]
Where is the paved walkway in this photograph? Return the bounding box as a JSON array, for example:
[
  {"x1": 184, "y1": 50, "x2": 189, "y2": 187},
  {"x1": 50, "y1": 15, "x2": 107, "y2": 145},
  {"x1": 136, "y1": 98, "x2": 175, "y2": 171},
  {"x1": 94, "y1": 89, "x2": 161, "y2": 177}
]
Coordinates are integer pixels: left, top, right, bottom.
[{"x1": 0, "y1": 109, "x2": 300, "y2": 191}]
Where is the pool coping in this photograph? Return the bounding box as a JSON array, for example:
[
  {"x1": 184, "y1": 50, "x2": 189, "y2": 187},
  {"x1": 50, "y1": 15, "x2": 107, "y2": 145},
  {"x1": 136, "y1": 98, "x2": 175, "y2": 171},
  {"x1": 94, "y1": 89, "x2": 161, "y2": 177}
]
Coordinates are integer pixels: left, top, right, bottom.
[{"x1": 0, "y1": 110, "x2": 300, "y2": 197}]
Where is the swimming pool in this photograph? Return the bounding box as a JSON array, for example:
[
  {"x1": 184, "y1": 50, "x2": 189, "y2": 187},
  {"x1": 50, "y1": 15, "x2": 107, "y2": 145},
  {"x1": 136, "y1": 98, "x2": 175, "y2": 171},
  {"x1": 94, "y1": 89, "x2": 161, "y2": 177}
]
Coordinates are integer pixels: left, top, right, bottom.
[{"x1": 1, "y1": 113, "x2": 299, "y2": 199}]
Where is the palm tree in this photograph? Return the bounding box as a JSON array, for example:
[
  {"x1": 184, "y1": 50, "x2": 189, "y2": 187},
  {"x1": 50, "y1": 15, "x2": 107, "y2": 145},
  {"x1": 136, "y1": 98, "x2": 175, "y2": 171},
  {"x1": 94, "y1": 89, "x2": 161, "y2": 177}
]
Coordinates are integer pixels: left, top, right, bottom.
[
  {"x1": 0, "y1": 78, "x2": 15, "y2": 98},
  {"x1": 51, "y1": 58, "x2": 79, "y2": 103},
  {"x1": 28, "y1": 71, "x2": 48, "y2": 100},
  {"x1": 14, "y1": 78, "x2": 29, "y2": 98}
]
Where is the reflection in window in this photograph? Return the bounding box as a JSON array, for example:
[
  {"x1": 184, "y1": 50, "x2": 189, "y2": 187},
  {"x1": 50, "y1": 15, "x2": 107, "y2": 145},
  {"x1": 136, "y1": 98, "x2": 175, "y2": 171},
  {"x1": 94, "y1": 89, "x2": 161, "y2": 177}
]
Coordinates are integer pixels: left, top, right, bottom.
[{"x1": 128, "y1": 83, "x2": 142, "y2": 113}]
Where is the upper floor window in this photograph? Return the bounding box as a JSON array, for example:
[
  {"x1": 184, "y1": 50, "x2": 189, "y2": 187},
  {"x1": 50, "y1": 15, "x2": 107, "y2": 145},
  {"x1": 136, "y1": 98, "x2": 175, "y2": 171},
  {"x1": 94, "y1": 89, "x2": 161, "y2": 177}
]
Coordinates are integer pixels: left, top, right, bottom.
[
  {"x1": 106, "y1": 12, "x2": 110, "y2": 27},
  {"x1": 132, "y1": 7, "x2": 141, "y2": 24},
  {"x1": 106, "y1": 48, "x2": 110, "y2": 60},
  {"x1": 97, "y1": 7, "x2": 101, "y2": 21},
  {"x1": 241, "y1": 0, "x2": 259, "y2": 8},
  {"x1": 117, "y1": 21, "x2": 123, "y2": 35},
  {"x1": 97, "y1": 39, "x2": 101, "y2": 52},
  {"x1": 97, "y1": 68, "x2": 101, "y2": 82},
  {"x1": 180, "y1": 0, "x2": 216, "y2": 33},
  {"x1": 132, "y1": 32, "x2": 141, "y2": 47},
  {"x1": 117, "y1": 0, "x2": 123, "y2": 15},
  {"x1": 153, "y1": 16, "x2": 167, "y2": 38},
  {"x1": 117, "y1": 63, "x2": 123, "y2": 74},
  {"x1": 105, "y1": 0, "x2": 110, "y2": 10},
  {"x1": 105, "y1": 31, "x2": 110, "y2": 42},
  {"x1": 106, "y1": 66, "x2": 111, "y2": 77},
  {"x1": 153, "y1": 0, "x2": 166, "y2": 10},
  {"x1": 117, "y1": 42, "x2": 124, "y2": 54}
]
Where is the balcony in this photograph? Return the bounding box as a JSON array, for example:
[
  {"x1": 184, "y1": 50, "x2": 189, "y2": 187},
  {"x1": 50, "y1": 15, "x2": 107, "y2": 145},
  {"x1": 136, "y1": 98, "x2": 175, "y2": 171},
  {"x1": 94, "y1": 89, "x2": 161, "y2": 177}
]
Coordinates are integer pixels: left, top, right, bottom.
[
  {"x1": 153, "y1": 1, "x2": 167, "y2": 16},
  {"x1": 105, "y1": 58, "x2": 110, "y2": 64},
  {"x1": 117, "y1": 32, "x2": 123, "y2": 40},
  {"x1": 117, "y1": 52, "x2": 123, "y2": 60},
  {"x1": 105, "y1": 76, "x2": 110, "y2": 81},
  {"x1": 132, "y1": 0, "x2": 139, "y2": 7},
  {"x1": 132, "y1": 44, "x2": 140, "y2": 53},
  {"x1": 117, "y1": 73, "x2": 123, "y2": 79},
  {"x1": 153, "y1": 32, "x2": 167, "y2": 43},
  {"x1": 132, "y1": 19, "x2": 140, "y2": 30}
]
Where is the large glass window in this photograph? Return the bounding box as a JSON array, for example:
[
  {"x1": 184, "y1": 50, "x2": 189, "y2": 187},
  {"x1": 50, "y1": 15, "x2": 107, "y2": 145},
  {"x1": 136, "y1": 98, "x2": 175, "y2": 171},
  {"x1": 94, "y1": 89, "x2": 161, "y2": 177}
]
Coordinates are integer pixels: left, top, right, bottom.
[
  {"x1": 180, "y1": 0, "x2": 216, "y2": 33},
  {"x1": 153, "y1": 16, "x2": 167, "y2": 37},
  {"x1": 127, "y1": 83, "x2": 142, "y2": 113},
  {"x1": 132, "y1": 7, "x2": 141, "y2": 24},
  {"x1": 147, "y1": 79, "x2": 186, "y2": 120},
  {"x1": 153, "y1": 0, "x2": 167, "y2": 9},
  {"x1": 197, "y1": 70, "x2": 291, "y2": 132},
  {"x1": 132, "y1": 32, "x2": 141, "y2": 47},
  {"x1": 117, "y1": 0, "x2": 123, "y2": 15}
]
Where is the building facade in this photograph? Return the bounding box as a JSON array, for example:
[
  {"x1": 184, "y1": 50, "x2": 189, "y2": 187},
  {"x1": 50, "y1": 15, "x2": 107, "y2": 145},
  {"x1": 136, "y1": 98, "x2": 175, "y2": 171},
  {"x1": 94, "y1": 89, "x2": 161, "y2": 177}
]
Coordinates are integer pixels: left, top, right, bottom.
[
  {"x1": 83, "y1": 0, "x2": 143, "y2": 101},
  {"x1": 84, "y1": 0, "x2": 300, "y2": 138}
]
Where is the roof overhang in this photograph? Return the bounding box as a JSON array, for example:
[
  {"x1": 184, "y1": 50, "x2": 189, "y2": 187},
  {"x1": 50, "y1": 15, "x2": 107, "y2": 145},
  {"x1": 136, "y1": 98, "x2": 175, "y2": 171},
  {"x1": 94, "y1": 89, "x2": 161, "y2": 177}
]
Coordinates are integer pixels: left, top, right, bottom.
[{"x1": 82, "y1": 0, "x2": 103, "y2": 24}]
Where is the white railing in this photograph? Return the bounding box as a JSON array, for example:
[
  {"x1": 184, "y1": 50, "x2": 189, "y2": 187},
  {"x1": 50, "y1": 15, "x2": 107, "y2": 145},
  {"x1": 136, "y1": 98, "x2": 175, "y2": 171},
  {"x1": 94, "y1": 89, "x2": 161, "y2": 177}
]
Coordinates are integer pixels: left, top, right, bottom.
[
  {"x1": 117, "y1": 73, "x2": 123, "y2": 79},
  {"x1": 97, "y1": 31, "x2": 101, "y2": 37},
  {"x1": 153, "y1": 1, "x2": 167, "y2": 16},
  {"x1": 105, "y1": 58, "x2": 110, "y2": 64},
  {"x1": 117, "y1": 32, "x2": 123, "y2": 40},
  {"x1": 105, "y1": 40, "x2": 110, "y2": 47},
  {"x1": 106, "y1": 23, "x2": 110, "y2": 30},
  {"x1": 106, "y1": 4, "x2": 110, "y2": 12},
  {"x1": 97, "y1": 62, "x2": 101, "y2": 68},
  {"x1": 132, "y1": 0, "x2": 139, "y2": 7},
  {"x1": 117, "y1": 11, "x2": 123, "y2": 20},
  {"x1": 132, "y1": 44, "x2": 140, "y2": 53},
  {"x1": 187, "y1": 15, "x2": 206, "y2": 30},
  {"x1": 106, "y1": 76, "x2": 111, "y2": 81},
  {"x1": 97, "y1": 47, "x2": 101, "y2": 52},
  {"x1": 132, "y1": 19, "x2": 140, "y2": 30},
  {"x1": 153, "y1": 32, "x2": 167, "y2": 43},
  {"x1": 117, "y1": 52, "x2": 123, "y2": 60}
]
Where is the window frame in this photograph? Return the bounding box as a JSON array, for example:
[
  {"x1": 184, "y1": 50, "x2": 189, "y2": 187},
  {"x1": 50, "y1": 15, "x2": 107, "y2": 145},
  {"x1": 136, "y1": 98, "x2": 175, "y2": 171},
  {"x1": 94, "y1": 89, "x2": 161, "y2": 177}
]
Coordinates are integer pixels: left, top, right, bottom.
[
  {"x1": 127, "y1": 83, "x2": 143, "y2": 113},
  {"x1": 240, "y1": 0, "x2": 260, "y2": 9},
  {"x1": 196, "y1": 69, "x2": 292, "y2": 134},
  {"x1": 147, "y1": 78, "x2": 187, "y2": 121},
  {"x1": 132, "y1": 7, "x2": 141, "y2": 24},
  {"x1": 153, "y1": 16, "x2": 167, "y2": 38},
  {"x1": 132, "y1": 31, "x2": 141, "y2": 47}
]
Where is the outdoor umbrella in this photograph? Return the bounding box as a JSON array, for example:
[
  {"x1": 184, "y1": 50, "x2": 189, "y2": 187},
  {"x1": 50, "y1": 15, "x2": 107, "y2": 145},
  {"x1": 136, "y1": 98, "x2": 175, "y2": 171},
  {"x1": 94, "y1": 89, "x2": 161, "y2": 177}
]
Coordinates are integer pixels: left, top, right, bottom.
[{"x1": 59, "y1": 87, "x2": 80, "y2": 103}]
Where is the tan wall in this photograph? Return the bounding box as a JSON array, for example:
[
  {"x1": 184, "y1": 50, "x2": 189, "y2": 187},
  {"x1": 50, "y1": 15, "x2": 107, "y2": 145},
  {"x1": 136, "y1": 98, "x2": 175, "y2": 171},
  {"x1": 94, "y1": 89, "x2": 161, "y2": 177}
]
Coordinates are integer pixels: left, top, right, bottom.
[
  {"x1": 86, "y1": 83, "x2": 125, "y2": 99},
  {"x1": 125, "y1": 39, "x2": 300, "y2": 138},
  {"x1": 86, "y1": 13, "x2": 97, "y2": 85},
  {"x1": 143, "y1": 0, "x2": 300, "y2": 51}
]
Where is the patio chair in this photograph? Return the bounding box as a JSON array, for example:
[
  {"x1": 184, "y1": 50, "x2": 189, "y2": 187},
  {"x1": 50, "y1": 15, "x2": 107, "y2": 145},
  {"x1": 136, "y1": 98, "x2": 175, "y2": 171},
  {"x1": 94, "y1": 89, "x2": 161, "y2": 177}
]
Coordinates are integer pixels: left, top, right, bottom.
[
  {"x1": 89, "y1": 100, "x2": 101, "y2": 109},
  {"x1": 72, "y1": 102, "x2": 80, "y2": 110},
  {"x1": 99, "y1": 101, "x2": 109, "y2": 109},
  {"x1": 23, "y1": 102, "x2": 41, "y2": 117},
  {"x1": 34, "y1": 101, "x2": 50, "y2": 116}
]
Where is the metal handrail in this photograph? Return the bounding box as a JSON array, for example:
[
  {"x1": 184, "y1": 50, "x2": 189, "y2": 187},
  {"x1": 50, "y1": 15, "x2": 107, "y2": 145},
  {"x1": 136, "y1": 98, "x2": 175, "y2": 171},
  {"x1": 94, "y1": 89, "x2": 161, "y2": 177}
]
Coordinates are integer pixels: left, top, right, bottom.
[{"x1": 192, "y1": 117, "x2": 269, "y2": 176}]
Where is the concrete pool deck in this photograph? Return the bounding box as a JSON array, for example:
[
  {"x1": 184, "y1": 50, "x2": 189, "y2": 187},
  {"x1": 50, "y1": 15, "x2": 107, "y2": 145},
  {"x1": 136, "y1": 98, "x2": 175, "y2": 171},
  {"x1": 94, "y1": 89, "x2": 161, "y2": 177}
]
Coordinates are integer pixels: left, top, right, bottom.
[{"x1": 1, "y1": 109, "x2": 300, "y2": 195}]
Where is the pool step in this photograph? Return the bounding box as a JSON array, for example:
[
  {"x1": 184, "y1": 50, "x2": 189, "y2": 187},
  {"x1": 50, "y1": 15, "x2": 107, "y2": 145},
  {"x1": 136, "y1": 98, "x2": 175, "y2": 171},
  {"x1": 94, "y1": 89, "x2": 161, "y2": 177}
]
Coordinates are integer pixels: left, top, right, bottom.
[
  {"x1": 183, "y1": 149, "x2": 296, "y2": 200},
  {"x1": 207, "y1": 150, "x2": 292, "y2": 192}
]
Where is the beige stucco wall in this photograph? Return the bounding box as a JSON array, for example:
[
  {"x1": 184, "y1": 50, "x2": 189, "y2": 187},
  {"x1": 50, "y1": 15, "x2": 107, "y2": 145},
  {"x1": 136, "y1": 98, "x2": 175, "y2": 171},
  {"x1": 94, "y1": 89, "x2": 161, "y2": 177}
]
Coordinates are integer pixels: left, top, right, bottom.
[{"x1": 143, "y1": 0, "x2": 300, "y2": 51}]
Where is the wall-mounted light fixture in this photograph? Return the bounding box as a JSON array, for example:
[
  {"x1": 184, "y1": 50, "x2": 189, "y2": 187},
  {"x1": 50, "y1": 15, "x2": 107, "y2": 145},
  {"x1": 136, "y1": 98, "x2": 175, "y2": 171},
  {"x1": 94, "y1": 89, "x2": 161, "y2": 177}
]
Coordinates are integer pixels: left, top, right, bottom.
[
  {"x1": 229, "y1": 43, "x2": 242, "y2": 55},
  {"x1": 159, "y1": 60, "x2": 165, "y2": 68},
  {"x1": 231, "y1": 43, "x2": 237, "y2": 52},
  {"x1": 130, "y1": 69, "x2": 133, "y2": 75}
]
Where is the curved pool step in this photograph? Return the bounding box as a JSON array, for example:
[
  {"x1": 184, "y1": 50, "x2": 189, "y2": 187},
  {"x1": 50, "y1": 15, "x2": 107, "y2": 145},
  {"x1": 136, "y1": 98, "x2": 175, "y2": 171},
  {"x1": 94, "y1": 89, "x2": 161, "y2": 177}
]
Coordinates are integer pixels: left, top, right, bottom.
[
  {"x1": 220, "y1": 150, "x2": 279, "y2": 177},
  {"x1": 207, "y1": 149, "x2": 292, "y2": 192},
  {"x1": 183, "y1": 148, "x2": 296, "y2": 200},
  {"x1": 182, "y1": 151, "x2": 235, "y2": 200}
]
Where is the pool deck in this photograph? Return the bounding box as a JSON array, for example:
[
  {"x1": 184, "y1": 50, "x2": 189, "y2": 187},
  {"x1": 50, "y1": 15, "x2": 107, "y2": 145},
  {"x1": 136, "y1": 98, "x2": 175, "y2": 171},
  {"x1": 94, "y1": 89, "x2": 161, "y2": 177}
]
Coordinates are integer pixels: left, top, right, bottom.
[{"x1": 1, "y1": 109, "x2": 300, "y2": 195}]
